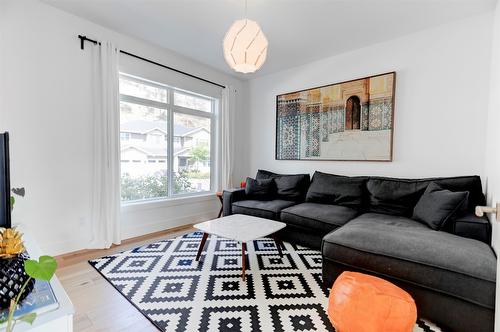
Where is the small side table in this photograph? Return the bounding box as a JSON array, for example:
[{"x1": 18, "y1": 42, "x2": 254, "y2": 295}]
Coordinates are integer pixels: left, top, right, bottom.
[{"x1": 216, "y1": 192, "x2": 223, "y2": 218}]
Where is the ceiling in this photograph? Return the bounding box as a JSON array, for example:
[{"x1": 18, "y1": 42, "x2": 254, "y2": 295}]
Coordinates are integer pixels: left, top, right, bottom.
[{"x1": 42, "y1": 0, "x2": 496, "y2": 79}]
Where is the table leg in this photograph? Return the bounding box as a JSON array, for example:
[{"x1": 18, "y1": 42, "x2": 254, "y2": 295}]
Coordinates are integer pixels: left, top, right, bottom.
[
  {"x1": 273, "y1": 234, "x2": 284, "y2": 257},
  {"x1": 241, "y1": 242, "x2": 247, "y2": 281},
  {"x1": 196, "y1": 232, "x2": 209, "y2": 261},
  {"x1": 217, "y1": 194, "x2": 223, "y2": 218}
]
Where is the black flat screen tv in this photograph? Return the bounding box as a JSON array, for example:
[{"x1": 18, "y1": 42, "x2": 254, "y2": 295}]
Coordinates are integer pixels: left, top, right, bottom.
[{"x1": 0, "y1": 132, "x2": 11, "y2": 228}]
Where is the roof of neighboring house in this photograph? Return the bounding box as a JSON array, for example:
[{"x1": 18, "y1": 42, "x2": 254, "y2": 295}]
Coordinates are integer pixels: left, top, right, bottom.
[
  {"x1": 121, "y1": 144, "x2": 167, "y2": 157},
  {"x1": 121, "y1": 144, "x2": 195, "y2": 157},
  {"x1": 174, "y1": 147, "x2": 191, "y2": 157},
  {"x1": 121, "y1": 119, "x2": 209, "y2": 137},
  {"x1": 121, "y1": 120, "x2": 166, "y2": 134}
]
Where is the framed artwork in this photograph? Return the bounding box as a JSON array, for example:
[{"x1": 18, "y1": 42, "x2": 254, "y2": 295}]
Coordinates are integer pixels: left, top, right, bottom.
[{"x1": 276, "y1": 72, "x2": 395, "y2": 161}]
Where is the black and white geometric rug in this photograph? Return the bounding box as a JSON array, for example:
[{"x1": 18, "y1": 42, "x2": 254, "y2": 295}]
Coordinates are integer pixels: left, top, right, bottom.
[{"x1": 89, "y1": 231, "x2": 441, "y2": 332}]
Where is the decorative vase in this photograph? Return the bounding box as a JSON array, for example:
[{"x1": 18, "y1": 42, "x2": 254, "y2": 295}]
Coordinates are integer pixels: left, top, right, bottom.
[
  {"x1": 0, "y1": 228, "x2": 34, "y2": 309},
  {"x1": 0, "y1": 253, "x2": 34, "y2": 309}
]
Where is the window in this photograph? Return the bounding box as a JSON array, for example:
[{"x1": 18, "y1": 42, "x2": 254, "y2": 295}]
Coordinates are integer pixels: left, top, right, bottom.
[
  {"x1": 120, "y1": 76, "x2": 167, "y2": 103},
  {"x1": 173, "y1": 113, "x2": 211, "y2": 195},
  {"x1": 119, "y1": 74, "x2": 216, "y2": 203},
  {"x1": 178, "y1": 157, "x2": 188, "y2": 167},
  {"x1": 174, "y1": 91, "x2": 212, "y2": 112}
]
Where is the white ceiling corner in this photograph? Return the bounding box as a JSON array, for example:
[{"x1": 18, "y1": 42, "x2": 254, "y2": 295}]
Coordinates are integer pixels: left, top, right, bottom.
[{"x1": 41, "y1": 0, "x2": 497, "y2": 80}]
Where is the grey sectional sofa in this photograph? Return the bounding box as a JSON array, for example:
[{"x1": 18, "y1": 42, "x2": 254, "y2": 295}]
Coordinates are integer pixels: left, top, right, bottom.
[{"x1": 222, "y1": 170, "x2": 496, "y2": 332}]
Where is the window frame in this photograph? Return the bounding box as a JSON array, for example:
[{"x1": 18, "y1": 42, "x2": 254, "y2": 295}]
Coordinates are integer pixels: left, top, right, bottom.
[{"x1": 119, "y1": 73, "x2": 217, "y2": 204}]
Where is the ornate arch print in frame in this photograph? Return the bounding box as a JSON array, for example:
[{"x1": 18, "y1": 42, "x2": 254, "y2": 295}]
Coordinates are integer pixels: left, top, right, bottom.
[{"x1": 275, "y1": 72, "x2": 396, "y2": 161}]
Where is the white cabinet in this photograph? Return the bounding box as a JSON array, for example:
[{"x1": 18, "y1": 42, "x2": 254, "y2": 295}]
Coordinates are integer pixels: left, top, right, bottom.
[{"x1": 0, "y1": 227, "x2": 74, "y2": 332}]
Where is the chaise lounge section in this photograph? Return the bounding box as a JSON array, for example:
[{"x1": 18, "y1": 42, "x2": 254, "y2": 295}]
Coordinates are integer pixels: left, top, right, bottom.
[{"x1": 223, "y1": 170, "x2": 496, "y2": 332}]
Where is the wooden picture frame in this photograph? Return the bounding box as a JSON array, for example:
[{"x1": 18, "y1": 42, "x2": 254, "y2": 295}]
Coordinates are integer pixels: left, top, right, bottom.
[{"x1": 275, "y1": 72, "x2": 396, "y2": 161}]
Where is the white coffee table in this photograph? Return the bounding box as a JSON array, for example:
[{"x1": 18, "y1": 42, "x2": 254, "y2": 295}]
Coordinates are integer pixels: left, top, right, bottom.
[{"x1": 194, "y1": 214, "x2": 286, "y2": 281}]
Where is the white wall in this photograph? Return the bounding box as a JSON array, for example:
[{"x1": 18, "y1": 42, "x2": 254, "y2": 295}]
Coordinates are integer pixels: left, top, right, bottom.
[
  {"x1": 483, "y1": 3, "x2": 500, "y2": 329},
  {"x1": 236, "y1": 13, "x2": 493, "y2": 182},
  {"x1": 0, "y1": 0, "x2": 244, "y2": 255},
  {"x1": 485, "y1": 2, "x2": 500, "y2": 251},
  {"x1": 0, "y1": 0, "x2": 494, "y2": 256}
]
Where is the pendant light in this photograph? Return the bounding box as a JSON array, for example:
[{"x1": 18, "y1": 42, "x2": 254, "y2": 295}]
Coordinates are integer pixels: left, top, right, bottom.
[{"x1": 223, "y1": 0, "x2": 268, "y2": 74}]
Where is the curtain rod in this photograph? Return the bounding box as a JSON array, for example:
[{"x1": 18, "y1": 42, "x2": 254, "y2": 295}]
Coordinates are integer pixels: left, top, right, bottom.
[{"x1": 78, "y1": 35, "x2": 226, "y2": 89}]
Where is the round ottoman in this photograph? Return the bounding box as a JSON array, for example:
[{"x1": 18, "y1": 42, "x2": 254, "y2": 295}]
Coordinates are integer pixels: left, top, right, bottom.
[{"x1": 328, "y1": 271, "x2": 417, "y2": 332}]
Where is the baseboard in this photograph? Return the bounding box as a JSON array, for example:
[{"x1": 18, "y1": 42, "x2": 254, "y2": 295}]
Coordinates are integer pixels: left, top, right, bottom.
[
  {"x1": 44, "y1": 209, "x2": 219, "y2": 256},
  {"x1": 41, "y1": 238, "x2": 89, "y2": 257},
  {"x1": 120, "y1": 209, "x2": 218, "y2": 241}
]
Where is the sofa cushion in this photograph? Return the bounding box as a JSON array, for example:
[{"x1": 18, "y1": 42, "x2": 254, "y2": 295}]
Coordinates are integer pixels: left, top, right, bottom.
[
  {"x1": 432, "y1": 176, "x2": 485, "y2": 211},
  {"x1": 281, "y1": 202, "x2": 359, "y2": 233},
  {"x1": 412, "y1": 182, "x2": 469, "y2": 230},
  {"x1": 256, "y1": 169, "x2": 310, "y2": 201},
  {"x1": 256, "y1": 169, "x2": 280, "y2": 179},
  {"x1": 322, "y1": 213, "x2": 496, "y2": 309},
  {"x1": 245, "y1": 177, "x2": 275, "y2": 200},
  {"x1": 366, "y1": 175, "x2": 485, "y2": 217},
  {"x1": 366, "y1": 179, "x2": 423, "y2": 216},
  {"x1": 232, "y1": 199, "x2": 297, "y2": 221},
  {"x1": 306, "y1": 172, "x2": 366, "y2": 209}
]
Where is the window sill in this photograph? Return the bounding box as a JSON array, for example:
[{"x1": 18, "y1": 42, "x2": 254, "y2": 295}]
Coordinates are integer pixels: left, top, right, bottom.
[{"x1": 121, "y1": 192, "x2": 217, "y2": 213}]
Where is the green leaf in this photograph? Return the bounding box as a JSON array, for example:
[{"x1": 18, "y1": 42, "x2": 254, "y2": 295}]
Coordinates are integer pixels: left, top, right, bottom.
[
  {"x1": 10, "y1": 196, "x2": 15, "y2": 209},
  {"x1": 17, "y1": 313, "x2": 36, "y2": 325},
  {"x1": 24, "y1": 256, "x2": 57, "y2": 281}
]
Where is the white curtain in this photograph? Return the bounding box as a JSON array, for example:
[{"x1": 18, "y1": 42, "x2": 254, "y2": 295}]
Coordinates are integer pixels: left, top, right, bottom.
[
  {"x1": 220, "y1": 86, "x2": 236, "y2": 190},
  {"x1": 89, "y1": 41, "x2": 121, "y2": 248}
]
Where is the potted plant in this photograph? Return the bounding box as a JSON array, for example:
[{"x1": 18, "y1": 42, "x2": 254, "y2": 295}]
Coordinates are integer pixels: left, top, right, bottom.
[
  {"x1": 10, "y1": 187, "x2": 25, "y2": 211},
  {"x1": 0, "y1": 228, "x2": 34, "y2": 310},
  {"x1": 1, "y1": 253, "x2": 57, "y2": 331},
  {"x1": 0, "y1": 187, "x2": 32, "y2": 309},
  {"x1": 0, "y1": 187, "x2": 58, "y2": 331}
]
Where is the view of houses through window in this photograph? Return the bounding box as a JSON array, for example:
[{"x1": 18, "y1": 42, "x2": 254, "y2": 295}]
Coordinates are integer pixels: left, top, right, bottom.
[{"x1": 119, "y1": 74, "x2": 215, "y2": 202}]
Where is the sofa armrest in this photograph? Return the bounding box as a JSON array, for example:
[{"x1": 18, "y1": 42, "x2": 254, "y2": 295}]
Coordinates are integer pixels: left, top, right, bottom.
[
  {"x1": 223, "y1": 188, "x2": 247, "y2": 216},
  {"x1": 446, "y1": 213, "x2": 491, "y2": 244}
]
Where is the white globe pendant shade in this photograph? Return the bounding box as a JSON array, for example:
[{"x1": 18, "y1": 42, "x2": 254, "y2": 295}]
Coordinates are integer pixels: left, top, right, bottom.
[{"x1": 223, "y1": 19, "x2": 268, "y2": 74}]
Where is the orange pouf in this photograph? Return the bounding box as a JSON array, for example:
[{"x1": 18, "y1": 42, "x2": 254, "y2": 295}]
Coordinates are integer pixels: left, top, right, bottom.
[{"x1": 328, "y1": 271, "x2": 417, "y2": 332}]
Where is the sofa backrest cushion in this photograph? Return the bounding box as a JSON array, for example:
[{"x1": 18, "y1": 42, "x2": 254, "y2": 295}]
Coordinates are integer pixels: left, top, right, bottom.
[
  {"x1": 306, "y1": 171, "x2": 367, "y2": 209},
  {"x1": 431, "y1": 176, "x2": 485, "y2": 211},
  {"x1": 366, "y1": 175, "x2": 485, "y2": 217},
  {"x1": 256, "y1": 169, "x2": 277, "y2": 179},
  {"x1": 256, "y1": 169, "x2": 310, "y2": 201}
]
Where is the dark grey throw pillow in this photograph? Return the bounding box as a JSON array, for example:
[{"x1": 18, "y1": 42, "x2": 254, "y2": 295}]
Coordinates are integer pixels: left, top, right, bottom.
[
  {"x1": 412, "y1": 182, "x2": 469, "y2": 230},
  {"x1": 245, "y1": 177, "x2": 275, "y2": 200}
]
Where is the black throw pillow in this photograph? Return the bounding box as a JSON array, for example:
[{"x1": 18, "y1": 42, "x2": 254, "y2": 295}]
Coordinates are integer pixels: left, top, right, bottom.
[
  {"x1": 245, "y1": 177, "x2": 275, "y2": 200},
  {"x1": 412, "y1": 182, "x2": 469, "y2": 230},
  {"x1": 255, "y1": 170, "x2": 310, "y2": 201}
]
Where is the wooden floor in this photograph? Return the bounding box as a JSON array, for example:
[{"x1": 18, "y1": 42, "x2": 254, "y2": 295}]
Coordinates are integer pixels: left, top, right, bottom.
[{"x1": 55, "y1": 225, "x2": 195, "y2": 332}]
